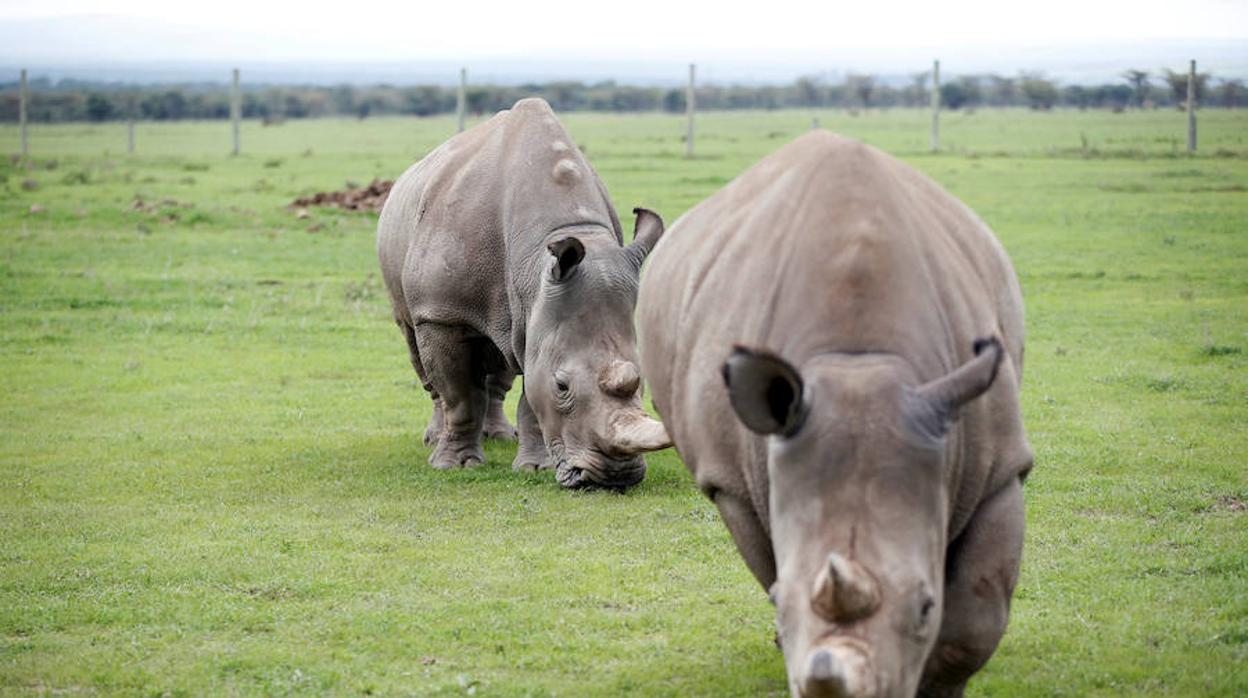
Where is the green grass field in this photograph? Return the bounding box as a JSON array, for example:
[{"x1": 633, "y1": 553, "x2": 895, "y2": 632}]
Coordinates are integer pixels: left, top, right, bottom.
[{"x1": 1, "y1": 108, "x2": 1246, "y2": 696}]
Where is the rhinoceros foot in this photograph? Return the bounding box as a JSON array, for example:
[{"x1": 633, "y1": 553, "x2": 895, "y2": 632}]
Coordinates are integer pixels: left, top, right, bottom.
[
  {"x1": 511, "y1": 447, "x2": 555, "y2": 472},
  {"x1": 483, "y1": 417, "x2": 519, "y2": 443},
  {"x1": 429, "y1": 440, "x2": 485, "y2": 470}
]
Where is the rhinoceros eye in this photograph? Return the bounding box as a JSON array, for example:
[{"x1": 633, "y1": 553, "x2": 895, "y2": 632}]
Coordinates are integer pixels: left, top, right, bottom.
[
  {"x1": 919, "y1": 596, "x2": 934, "y2": 623},
  {"x1": 553, "y1": 373, "x2": 575, "y2": 414},
  {"x1": 912, "y1": 589, "x2": 937, "y2": 638}
]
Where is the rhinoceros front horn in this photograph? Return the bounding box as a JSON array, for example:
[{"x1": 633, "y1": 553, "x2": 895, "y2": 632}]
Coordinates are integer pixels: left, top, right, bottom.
[{"x1": 606, "y1": 410, "x2": 672, "y2": 456}]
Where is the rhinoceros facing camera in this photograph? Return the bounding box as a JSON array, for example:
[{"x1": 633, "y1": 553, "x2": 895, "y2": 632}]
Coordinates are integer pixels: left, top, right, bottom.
[{"x1": 637, "y1": 131, "x2": 1032, "y2": 697}]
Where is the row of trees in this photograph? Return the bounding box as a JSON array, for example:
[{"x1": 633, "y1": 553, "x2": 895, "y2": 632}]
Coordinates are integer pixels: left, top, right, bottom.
[{"x1": 2, "y1": 70, "x2": 1245, "y2": 123}]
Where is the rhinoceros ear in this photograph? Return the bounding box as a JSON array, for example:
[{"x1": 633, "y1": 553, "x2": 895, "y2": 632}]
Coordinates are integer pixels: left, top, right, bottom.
[
  {"x1": 915, "y1": 337, "x2": 1003, "y2": 427},
  {"x1": 624, "y1": 207, "x2": 665, "y2": 270},
  {"x1": 722, "y1": 346, "x2": 807, "y2": 436},
  {"x1": 547, "y1": 236, "x2": 586, "y2": 282}
]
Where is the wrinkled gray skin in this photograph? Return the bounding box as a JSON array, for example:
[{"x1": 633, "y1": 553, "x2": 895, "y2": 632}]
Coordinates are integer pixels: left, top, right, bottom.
[
  {"x1": 637, "y1": 131, "x2": 1032, "y2": 697},
  {"x1": 378, "y1": 98, "x2": 671, "y2": 489}
]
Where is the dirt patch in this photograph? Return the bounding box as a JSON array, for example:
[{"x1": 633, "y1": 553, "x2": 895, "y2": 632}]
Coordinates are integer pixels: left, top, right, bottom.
[
  {"x1": 1213, "y1": 495, "x2": 1246, "y2": 513},
  {"x1": 130, "y1": 197, "x2": 196, "y2": 224},
  {"x1": 131, "y1": 197, "x2": 193, "y2": 215},
  {"x1": 290, "y1": 179, "x2": 393, "y2": 213}
]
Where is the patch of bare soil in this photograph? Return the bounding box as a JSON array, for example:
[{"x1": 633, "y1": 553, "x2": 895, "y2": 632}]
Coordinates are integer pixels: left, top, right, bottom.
[
  {"x1": 131, "y1": 197, "x2": 193, "y2": 215},
  {"x1": 1214, "y1": 495, "x2": 1246, "y2": 513},
  {"x1": 130, "y1": 197, "x2": 195, "y2": 224},
  {"x1": 290, "y1": 179, "x2": 393, "y2": 213}
]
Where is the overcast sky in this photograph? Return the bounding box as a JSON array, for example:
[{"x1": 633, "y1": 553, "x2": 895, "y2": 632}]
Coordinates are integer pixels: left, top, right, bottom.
[
  {"x1": 4, "y1": 0, "x2": 1247, "y2": 59},
  {"x1": 0, "y1": 0, "x2": 1245, "y2": 82}
]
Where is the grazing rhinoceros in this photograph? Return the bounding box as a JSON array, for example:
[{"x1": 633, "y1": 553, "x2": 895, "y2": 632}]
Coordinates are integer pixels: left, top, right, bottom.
[
  {"x1": 378, "y1": 97, "x2": 671, "y2": 489},
  {"x1": 637, "y1": 131, "x2": 1032, "y2": 697}
]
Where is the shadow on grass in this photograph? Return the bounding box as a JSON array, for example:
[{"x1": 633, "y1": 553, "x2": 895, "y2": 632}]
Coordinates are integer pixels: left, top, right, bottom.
[{"x1": 281, "y1": 426, "x2": 698, "y2": 506}]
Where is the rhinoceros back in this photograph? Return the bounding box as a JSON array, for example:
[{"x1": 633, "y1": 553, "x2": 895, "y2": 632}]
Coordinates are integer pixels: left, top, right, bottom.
[
  {"x1": 637, "y1": 130, "x2": 1027, "y2": 538},
  {"x1": 377, "y1": 98, "x2": 622, "y2": 370}
]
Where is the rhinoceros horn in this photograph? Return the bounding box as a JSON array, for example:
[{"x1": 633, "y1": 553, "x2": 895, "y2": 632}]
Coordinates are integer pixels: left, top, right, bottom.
[
  {"x1": 600, "y1": 359, "x2": 642, "y2": 398},
  {"x1": 800, "y1": 637, "x2": 877, "y2": 698},
  {"x1": 606, "y1": 409, "x2": 672, "y2": 456},
  {"x1": 810, "y1": 552, "x2": 881, "y2": 622}
]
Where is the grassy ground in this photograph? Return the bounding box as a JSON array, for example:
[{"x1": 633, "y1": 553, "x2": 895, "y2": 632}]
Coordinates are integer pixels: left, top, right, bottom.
[{"x1": 1, "y1": 108, "x2": 1245, "y2": 696}]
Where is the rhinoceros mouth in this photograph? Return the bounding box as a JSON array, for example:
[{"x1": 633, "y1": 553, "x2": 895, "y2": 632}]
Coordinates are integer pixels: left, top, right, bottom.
[{"x1": 554, "y1": 452, "x2": 646, "y2": 491}]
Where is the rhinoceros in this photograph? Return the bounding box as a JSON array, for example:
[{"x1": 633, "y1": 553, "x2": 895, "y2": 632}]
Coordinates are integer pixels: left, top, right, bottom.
[
  {"x1": 377, "y1": 97, "x2": 671, "y2": 489},
  {"x1": 637, "y1": 131, "x2": 1032, "y2": 697}
]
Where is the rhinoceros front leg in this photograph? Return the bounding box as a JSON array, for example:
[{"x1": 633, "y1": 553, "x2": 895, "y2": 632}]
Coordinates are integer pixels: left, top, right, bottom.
[
  {"x1": 414, "y1": 323, "x2": 488, "y2": 469},
  {"x1": 483, "y1": 369, "x2": 519, "y2": 442},
  {"x1": 712, "y1": 487, "x2": 777, "y2": 591},
  {"x1": 511, "y1": 382, "x2": 553, "y2": 472},
  {"x1": 918, "y1": 477, "x2": 1025, "y2": 698}
]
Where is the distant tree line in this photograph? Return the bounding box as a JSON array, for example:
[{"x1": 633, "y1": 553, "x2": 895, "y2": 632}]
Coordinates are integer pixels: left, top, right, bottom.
[{"x1": 1, "y1": 70, "x2": 1244, "y2": 123}]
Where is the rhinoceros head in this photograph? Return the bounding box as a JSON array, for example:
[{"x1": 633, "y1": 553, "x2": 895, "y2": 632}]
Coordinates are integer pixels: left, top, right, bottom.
[
  {"x1": 722, "y1": 339, "x2": 1003, "y2": 697},
  {"x1": 524, "y1": 208, "x2": 671, "y2": 490}
]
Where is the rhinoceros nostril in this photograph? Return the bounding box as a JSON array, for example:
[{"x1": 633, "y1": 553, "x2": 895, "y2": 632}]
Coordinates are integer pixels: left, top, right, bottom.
[{"x1": 554, "y1": 462, "x2": 583, "y2": 488}]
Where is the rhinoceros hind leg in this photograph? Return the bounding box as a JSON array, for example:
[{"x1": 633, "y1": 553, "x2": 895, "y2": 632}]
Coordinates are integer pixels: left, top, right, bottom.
[
  {"x1": 483, "y1": 369, "x2": 519, "y2": 442},
  {"x1": 414, "y1": 323, "x2": 488, "y2": 469},
  {"x1": 918, "y1": 478, "x2": 1025, "y2": 698},
  {"x1": 398, "y1": 319, "x2": 446, "y2": 448},
  {"x1": 423, "y1": 400, "x2": 444, "y2": 446},
  {"x1": 511, "y1": 383, "x2": 553, "y2": 471}
]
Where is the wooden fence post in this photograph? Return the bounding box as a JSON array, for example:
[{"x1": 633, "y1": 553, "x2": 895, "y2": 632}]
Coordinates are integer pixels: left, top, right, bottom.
[
  {"x1": 230, "y1": 68, "x2": 241, "y2": 155},
  {"x1": 127, "y1": 93, "x2": 136, "y2": 156},
  {"x1": 19, "y1": 69, "x2": 28, "y2": 159},
  {"x1": 1187, "y1": 59, "x2": 1197, "y2": 153},
  {"x1": 457, "y1": 67, "x2": 467, "y2": 133},
  {"x1": 686, "y1": 63, "x2": 696, "y2": 158},
  {"x1": 930, "y1": 59, "x2": 940, "y2": 153}
]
